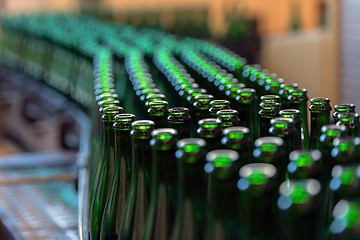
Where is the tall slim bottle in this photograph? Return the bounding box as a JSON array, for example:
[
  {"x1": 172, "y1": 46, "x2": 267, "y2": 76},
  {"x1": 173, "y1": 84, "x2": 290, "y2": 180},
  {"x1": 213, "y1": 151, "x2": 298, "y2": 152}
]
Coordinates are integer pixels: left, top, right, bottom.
[
  {"x1": 119, "y1": 120, "x2": 155, "y2": 240},
  {"x1": 89, "y1": 106, "x2": 123, "y2": 240},
  {"x1": 171, "y1": 138, "x2": 207, "y2": 240},
  {"x1": 100, "y1": 113, "x2": 135, "y2": 240},
  {"x1": 144, "y1": 128, "x2": 178, "y2": 240},
  {"x1": 205, "y1": 149, "x2": 243, "y2": 239},
  {"x1": 238, "y1": 163, "x2": 280, "y2": 240}
]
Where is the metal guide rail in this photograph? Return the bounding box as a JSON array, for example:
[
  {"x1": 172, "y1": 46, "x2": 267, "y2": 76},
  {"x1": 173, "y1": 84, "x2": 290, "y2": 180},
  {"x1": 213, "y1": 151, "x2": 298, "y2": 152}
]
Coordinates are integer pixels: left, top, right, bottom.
[{"x1": 0, "y1": 66, "x2": 91, "y2": 240}]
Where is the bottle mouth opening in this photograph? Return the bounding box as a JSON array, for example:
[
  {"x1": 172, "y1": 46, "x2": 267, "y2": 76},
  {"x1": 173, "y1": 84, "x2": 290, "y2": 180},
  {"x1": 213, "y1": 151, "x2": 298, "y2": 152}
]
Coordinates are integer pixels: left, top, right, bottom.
[
  {"x1": 289, "y1": 150, "x2": 322, "y2": 163},
  {"x1": 217, "y1": 109, "x2": 238, "y2": 116},
  {"x1": 210, "y1": 99, "x2": 230, "y2": 106},
  {"x1": 335, "y1": 103, "x2": 355, "y2": 109},
  {"x1": 254, "y1": 137, "x2": 284, "y2": 148},
  {"x1": 132, "y1": 120, "x2": 155, "y2": 130},
  {"x1": 239, "y1": 163, "x2": 277, "y2": 181},
  {"x1": 177, "y1": 138, "x2": 206, "y2": 150},
  {"x1": 206, "y1": 149, "x2": 239, "y2": 167},
  {"x1": 280, "y1": 109, "x2": 300, "y2": 115},
  {"x1": 169, "y1": 107, "x2": 189, "y2": 114},
  {"x1": 151, "y1": 128, "x2": 177, "y2": 139},
  {"x1": 223, "y1": 126, "x2": 249, "y2": 136},
  {"x1": 279, "y1": 179, "x2": 321, "y2": 202},
  {"x1": 271, "y1": 117, "x2": 294, "y2": 125},
  {"x1": 198, "y1": 118, "x2": 221, "y2": 129},
  {"x1": 261, "y1": 95, "x2": 280, "y2": 100},
  {"x1": 310, "y1": 97, "x2": 330, "y2": 104}
]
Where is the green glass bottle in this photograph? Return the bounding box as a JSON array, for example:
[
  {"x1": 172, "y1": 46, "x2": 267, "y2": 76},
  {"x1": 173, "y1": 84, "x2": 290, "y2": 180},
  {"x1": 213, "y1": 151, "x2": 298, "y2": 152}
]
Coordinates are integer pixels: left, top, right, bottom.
[
  {"x1": 138, "y1": 88, "x2": 161, "y2": 102},
  {"x1": 331, "y1": 137, "x2": 360, "y2": 165},
  {"x1": 319, "y1": 124, "x2": 348, "y2": 230},
  {"x1": 216, "y1": 109, "x2": 240, "y2": 128},
  {"x1": 90, "y1": 99, "x2": 120, "y2": 189},
  {"x1": 277, "y1": 179, "x2": 324, "y2": 240},
  {"x1": 178, "y1": 83, "x2": 199, "y2": 106},
  {"x1": 96, "y1": 92, "x2": 119, "y2": 103},
  {"x1": 171, "y1": 138, "x2": 207, "y2": 240},
  {"x1": 193, "y1": 94, "x2": 214, "y2": 127},
  {"x1": 259, "y1": 102, "x2": 281, "y2": 137},
  {"x1": 330, "y1": 164, "x2": 360, "y2": 204},
  {"x1": 319, "y1": 124, "x2": 347, "y2": 175},
  {"x1": 235, "y1": 88, "x2": 259, "y2": 140},
  {"x1": 288, "y1": 88, "x2": 309, "y2": 148},
  {"x1": 148, "y1": 100, "x2": 169, "y2": 129},
  {"x1": 264, "y1": 77, "x2": 284, "y2": 95},
  {"x1": 260, "y1": 94, "x2": 281, "y2": 104},
  {"x1": 205, "y1": 149, "x2": 243, "y2": 240},
  {"x1": 309, "y1": 97, "x2": 332, "y2": 150},
  {"x1": 89, "y1": 106, "x2": 123, "y2": 240},
  {"x1": 168, "y1": 107, "x2": 191, "y2": 139},
  {"x1": 98, "y1": 100, "x2": 121, "y2": 114},
  {"x1": 269, "y1": 117, "x2": 299, "y2": 153},
  {"x1": 253, "y1": 136, "x2": 287, "y2": 180},
  {"x1": 196, "y1": 118, "x2": 222, "y2": 152},
  {"x1": 238, "y1": 163, "x2": 279, "y2": 240},
  {"x1": 145, "y1": 93, "x2": 166, "y2": 107},
  {"x1": 95, "y1": 88, "x2": 116, "y2": 97},
  {"x1": 221, "y1": 126, "x2": 253, "y2": 163},
  {"x1": 223, "y1": 83, "x2": 245, "y2": 108},
  {"x1": 186, "y1": 88, "x2": 208, "y2": 107},
  {"x1": 119, "y1": 120, "x2": 155, "y2": 240},
  {"x1": 240, "y1": 64, "x2": 261, "y2": 87},
  {"x1": 144, "y1": 128, "x2": 178, "y2": 240},
  {"x1": 279, "y1": 83, "x2": 298, "y2": 109},
  {"x1": 100, "y1": 113, "x2": 135, "y2": 240},
  {"x1": 279, "y1": 109, "x2": 303, "y2": 149},
  {"x1": 330, "y1": 200, "x2": 360, "y2": 239},
  {"x1": 333, "y1": 103, "x2": 356, "y2": 123},
  {"x1": 288, "y1": 150, "x2": 322, "y2": 180},
  {"x1": 209, "y1": 99, "x2": 231, "y2": 118},
  {"x1": 336, "y1": 112, "x2": 360, "y2": 138}
]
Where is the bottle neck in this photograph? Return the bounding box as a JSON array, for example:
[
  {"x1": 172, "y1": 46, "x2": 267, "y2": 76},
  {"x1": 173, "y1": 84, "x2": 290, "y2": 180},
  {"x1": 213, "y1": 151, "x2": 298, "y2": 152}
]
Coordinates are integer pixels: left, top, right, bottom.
[
  {"x1": 102, "y1": 121, "x2": 116, "y2": 166},
  {"x1": 179, "y1": 162, "x2": 207, "y2": 198},
  {"x1": 169, "y1": 121, "x2": 190, "y2": 140},
  {"x1": 310, "y1": 111, "x2": 330, "y2": 150},
  {"x1": 152, "y1": 148, "x2": 177, "y2": 186},
  {"x1": 131, "y1": 137, "x2": 152, "y2": 176},
  {"x1": 114, "y1": 129, "x2": 132, "y2": 173}
]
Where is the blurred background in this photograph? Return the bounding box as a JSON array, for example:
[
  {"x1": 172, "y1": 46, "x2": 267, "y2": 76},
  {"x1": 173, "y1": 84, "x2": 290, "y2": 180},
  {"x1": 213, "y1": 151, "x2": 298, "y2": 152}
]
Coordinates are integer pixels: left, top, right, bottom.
[
  {"x1": 0, "y1": 0, "x2": 359, "y2": 239},
  {"x1": 1, "y1": 0, "x2": 357, "y2": 107}
]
